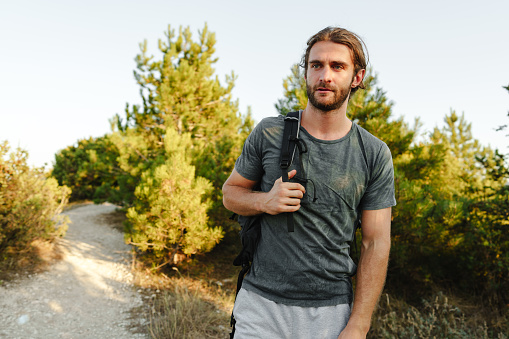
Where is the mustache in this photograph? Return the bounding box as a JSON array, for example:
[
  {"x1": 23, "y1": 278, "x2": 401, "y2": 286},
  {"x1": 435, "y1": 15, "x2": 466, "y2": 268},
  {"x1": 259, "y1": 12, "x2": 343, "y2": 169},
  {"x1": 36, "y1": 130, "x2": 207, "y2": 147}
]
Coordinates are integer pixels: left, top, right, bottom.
[{"x1": 312, "y1": 82, "x2": 337, "y2": 91}]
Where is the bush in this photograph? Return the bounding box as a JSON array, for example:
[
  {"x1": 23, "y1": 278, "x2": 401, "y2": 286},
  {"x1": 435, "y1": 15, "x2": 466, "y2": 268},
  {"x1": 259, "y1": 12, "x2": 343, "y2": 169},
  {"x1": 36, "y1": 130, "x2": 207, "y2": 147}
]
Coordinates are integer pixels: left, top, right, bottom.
[
  {"x1": 126, "y1": 129, "x2": 223, "y2": 267},
  {"x1": 52, "y1": 135, "x2": 129, "y2": 204},
  {"x1": 0, "y1": 141, "x2": 70, "y2": 269}
]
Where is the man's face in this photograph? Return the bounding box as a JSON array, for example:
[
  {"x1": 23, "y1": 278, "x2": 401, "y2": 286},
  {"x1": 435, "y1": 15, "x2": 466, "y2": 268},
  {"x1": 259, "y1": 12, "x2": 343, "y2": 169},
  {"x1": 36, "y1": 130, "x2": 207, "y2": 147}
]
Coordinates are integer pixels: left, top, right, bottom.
[{"x1": 305, "y1": 41, "x2": 361, "y2": 112}]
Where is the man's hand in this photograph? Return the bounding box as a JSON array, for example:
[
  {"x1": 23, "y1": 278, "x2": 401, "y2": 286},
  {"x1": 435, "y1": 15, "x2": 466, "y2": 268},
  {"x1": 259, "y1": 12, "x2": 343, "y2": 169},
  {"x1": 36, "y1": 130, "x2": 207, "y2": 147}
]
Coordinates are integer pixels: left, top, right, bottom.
[
  {"x1": 262, "y1": 170, "x2": 306, "y2": 215},
  {"x1": 222, "y1": 169, "x2": 305, "y2": 216},
  {"x1": 337, "y1": 324, "x2": 366, "y2": 339}
]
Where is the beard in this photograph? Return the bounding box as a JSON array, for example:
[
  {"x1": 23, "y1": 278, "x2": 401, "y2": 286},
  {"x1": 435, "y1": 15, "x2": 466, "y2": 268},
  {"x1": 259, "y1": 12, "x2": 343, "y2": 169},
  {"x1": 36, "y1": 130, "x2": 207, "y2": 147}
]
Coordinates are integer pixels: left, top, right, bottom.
[{"x1": 306, "y1": 80, "x2": 353, "y2": 112}]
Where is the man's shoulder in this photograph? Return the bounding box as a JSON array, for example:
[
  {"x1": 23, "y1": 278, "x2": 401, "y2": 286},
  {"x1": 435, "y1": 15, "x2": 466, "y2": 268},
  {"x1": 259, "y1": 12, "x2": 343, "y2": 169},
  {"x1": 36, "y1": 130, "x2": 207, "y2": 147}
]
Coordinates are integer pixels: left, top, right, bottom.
[
  {"x1": 249, "y1": 115, "x2": 285, "y2": 141},
  {"x1": 353, "y1": 122, "x2": 389, "y2": 151},
  {"x1": 257, "y1": 115, "x2": 285, "y2": 129}
]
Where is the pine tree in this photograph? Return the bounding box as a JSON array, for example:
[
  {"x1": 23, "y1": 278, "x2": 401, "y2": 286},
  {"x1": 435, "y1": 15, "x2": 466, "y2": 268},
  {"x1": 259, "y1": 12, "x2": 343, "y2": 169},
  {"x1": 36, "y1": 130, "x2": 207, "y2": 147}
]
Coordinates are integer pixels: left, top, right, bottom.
[
  {"x1": 348, "y1": 73, "x2": 417, "y2": 157},
  {"x1": 274, "y1": 64, "x2": 307, "y2": 115},
  {"x1": 111, "y1": 24, "x2": 253, "y2": 220},
  {"x1": 429, "y1": 111, "x2": 505, "y2": 195},
  {"x1": 126, "y1": 128, "x2": 223, "y2": 267},
  {"x1": 108, "y1": 24, "x2": 254, "y2": 263}
]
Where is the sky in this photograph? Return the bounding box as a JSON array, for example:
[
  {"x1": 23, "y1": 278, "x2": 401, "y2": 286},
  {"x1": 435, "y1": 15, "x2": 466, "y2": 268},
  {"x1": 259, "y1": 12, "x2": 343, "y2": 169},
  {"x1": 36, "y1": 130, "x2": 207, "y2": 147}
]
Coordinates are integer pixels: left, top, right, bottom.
[{"x1": 1, "y1": 0, "x2": 508, "y2": 168}]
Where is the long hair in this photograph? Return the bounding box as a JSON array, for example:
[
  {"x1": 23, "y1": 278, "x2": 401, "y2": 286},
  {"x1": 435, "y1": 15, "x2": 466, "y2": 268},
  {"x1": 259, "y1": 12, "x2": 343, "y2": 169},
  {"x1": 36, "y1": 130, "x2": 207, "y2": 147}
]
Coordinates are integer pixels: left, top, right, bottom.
[{"x1": 301, "y1": 27, "x2": 369, "y2": 94}]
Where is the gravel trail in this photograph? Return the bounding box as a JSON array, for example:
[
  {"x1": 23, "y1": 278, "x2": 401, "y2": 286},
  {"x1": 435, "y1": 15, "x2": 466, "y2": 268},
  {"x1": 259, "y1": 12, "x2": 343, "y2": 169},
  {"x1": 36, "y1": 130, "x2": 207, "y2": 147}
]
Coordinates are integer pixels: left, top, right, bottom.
[{"x1": 0, "y1": 203, "x2": 148, "y2": 339}]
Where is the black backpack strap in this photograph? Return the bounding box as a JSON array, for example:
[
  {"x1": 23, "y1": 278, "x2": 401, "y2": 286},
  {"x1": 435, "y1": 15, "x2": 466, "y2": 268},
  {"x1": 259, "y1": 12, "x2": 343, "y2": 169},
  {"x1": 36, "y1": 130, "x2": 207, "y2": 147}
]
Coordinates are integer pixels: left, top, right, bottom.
[
  {"x1": 280, "y1": 111, "x2": 301, "y2": 232},
  {"x1": 351, "y1": 125, "x2": 371, "y2": 266}
]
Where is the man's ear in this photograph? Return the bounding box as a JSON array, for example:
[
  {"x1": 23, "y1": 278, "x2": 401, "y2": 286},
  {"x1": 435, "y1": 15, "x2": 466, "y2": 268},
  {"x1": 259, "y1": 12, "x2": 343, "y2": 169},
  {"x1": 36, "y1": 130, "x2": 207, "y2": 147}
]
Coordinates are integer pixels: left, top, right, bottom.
[{"x1": 351, "y1": 69, "x2": 366, "y2": 88}]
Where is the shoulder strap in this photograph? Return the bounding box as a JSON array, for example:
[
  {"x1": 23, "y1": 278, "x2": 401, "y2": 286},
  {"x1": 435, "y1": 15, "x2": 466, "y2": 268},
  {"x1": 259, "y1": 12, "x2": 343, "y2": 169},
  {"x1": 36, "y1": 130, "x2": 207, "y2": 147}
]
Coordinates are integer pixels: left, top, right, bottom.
[
  {"x1": 354, "y1": 123, "x2": 370, "y2": 176},
  {"x1": 351, "y1": 123, "x2": 371, "y2": 265},
  {"x1": 279, "y1": 111, "x2": 301, "y2": 232},
  {"x1": 280, "y1": 111, "x2": 301, "y2": 175}
]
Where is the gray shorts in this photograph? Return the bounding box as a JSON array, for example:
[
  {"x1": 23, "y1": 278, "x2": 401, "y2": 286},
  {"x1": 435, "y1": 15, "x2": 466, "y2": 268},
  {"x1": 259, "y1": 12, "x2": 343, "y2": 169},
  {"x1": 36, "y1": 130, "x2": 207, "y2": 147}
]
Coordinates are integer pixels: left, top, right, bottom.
[{"x1": 232, "y1": 288, "x2": 351, "y2": 339}]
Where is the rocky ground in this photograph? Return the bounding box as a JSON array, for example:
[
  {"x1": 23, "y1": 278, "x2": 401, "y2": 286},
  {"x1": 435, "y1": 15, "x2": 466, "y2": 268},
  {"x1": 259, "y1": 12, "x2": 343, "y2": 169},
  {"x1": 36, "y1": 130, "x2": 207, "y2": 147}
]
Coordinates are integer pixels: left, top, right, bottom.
[{"x1": 0, "y1": 203, "x2": 149, "y2": 339}]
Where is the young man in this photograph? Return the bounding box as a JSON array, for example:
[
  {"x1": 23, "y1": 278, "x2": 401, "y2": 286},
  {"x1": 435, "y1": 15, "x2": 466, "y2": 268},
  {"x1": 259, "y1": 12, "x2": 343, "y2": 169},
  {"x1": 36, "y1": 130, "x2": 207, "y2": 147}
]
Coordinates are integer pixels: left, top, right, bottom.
[{"x1": 222, "y1": 26, "x2": 395, "y2": 339}]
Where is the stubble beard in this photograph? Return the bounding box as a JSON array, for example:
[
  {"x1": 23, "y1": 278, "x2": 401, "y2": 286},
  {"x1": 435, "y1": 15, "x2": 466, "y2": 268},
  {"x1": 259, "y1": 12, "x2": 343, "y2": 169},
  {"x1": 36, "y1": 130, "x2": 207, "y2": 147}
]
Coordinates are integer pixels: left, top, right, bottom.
[{"x1": 306, "y1": 80, "x2": 353, "y2": 113}]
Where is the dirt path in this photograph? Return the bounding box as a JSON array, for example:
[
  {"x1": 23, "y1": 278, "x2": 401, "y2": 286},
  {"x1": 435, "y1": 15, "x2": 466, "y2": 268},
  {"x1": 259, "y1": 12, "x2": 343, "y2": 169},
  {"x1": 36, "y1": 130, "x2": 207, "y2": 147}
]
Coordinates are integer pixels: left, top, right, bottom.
[{"x1": 0, "y1": 204, "x2": 149, "y2": 339}]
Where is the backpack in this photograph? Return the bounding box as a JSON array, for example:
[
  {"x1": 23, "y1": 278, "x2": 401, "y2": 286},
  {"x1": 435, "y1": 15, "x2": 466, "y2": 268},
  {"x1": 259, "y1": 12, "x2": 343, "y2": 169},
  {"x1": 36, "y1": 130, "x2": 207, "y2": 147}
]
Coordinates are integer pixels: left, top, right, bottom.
[{"x1": 229, "y1": 111, "x2": 302, "y2": 338}]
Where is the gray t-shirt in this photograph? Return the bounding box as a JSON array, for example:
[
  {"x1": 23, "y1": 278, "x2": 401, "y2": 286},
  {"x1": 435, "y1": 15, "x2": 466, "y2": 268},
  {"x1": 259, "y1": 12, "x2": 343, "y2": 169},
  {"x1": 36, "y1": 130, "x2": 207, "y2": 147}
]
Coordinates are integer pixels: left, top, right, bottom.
[{"x1": 234, "y1": 114, "x2": 396, "y2": 307}]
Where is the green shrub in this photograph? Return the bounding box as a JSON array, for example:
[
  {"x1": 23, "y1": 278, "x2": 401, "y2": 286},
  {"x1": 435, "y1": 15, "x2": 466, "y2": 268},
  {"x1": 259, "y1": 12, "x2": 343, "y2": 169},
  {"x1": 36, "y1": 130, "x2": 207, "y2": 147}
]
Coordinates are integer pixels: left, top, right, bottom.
[
  {"x1": 126, "y1": 129, "x2": 223, "y2": 267},
  {"x1": 52, "y1": 135, "x2": 129, "y2": 204},
  {"x1": 0, "y1": 141, "x2": 70, "y2": 266}
]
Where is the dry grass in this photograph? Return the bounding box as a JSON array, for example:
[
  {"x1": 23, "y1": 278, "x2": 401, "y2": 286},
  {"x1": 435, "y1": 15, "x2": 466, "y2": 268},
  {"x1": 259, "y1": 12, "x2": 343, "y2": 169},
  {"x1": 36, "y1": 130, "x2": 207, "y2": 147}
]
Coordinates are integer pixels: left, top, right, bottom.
[
  {"x1": 370, "y1": 292, "x2": 509, "y2": 338},
  {"x1": 127, "y1": 262, "x2": 235, "y2": 339},
  {"x1": 0, "y1": 237, "x2": 62, "y2": 283},
  {"x1": 147, "y1": 278, "x2": 231, "y2": 339}
]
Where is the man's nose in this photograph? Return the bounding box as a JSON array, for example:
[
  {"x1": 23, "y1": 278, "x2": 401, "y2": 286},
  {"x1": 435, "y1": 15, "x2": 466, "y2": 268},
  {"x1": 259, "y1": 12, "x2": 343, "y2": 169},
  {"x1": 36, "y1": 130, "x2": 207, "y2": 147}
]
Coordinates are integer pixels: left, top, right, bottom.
[{"x1": 319, "y1": 66, "x2": 333, "y2": 83}]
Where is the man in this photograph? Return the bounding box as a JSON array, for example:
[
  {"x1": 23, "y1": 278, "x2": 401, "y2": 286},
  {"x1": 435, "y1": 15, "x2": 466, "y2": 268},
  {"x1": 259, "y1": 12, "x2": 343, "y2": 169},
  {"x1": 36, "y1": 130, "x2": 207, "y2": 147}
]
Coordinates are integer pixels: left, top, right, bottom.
[{"x1": 222, "y1": 26, "x2": 395, "y2": 339}]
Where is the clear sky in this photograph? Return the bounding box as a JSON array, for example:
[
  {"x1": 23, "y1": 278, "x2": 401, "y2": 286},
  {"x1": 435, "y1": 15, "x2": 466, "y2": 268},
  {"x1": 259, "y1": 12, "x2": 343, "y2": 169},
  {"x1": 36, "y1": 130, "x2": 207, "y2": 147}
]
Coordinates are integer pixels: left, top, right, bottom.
[{"x1": 1, "y1": 0, "x2": 508, "y2": 168}]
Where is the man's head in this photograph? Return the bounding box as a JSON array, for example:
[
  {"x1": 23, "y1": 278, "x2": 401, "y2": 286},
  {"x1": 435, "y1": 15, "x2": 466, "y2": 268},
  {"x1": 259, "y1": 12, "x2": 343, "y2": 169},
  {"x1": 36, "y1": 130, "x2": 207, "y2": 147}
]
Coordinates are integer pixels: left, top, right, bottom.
[{"x1": 301, "y1": 26, "x2": 368, "y2": 95}]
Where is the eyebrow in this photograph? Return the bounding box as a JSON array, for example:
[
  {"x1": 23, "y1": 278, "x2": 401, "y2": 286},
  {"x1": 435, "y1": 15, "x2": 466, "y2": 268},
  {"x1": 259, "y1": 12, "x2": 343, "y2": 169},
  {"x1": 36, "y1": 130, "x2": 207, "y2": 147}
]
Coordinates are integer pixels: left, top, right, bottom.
[
  {"x1": 331, "y1": 61, "x2": 348, "y2": 67},
  {"x1": 308, "y1": 59, "x2": 322, "y2": 65},
  {"x1": 309, "y1": 59, "x2": 349, "y2": 68}
]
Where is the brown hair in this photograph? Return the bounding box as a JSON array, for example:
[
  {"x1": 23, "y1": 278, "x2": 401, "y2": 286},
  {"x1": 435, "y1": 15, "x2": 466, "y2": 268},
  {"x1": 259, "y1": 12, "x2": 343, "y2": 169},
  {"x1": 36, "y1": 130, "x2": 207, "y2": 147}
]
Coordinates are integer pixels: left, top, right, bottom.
[{"x1": 301, "y1": 26, "x2": 368, "y2": 93}]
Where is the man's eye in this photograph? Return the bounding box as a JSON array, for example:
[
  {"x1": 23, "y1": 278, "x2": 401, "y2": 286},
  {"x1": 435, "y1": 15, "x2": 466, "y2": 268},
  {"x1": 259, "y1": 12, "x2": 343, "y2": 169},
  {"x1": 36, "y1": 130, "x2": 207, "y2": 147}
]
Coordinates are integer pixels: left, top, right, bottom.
[
  {"x1": 333, "y1": 65, "x2": 343, "y2": 70},
  {"x1": 311, "y1": 64, "x2": 320, "y2": 69}
]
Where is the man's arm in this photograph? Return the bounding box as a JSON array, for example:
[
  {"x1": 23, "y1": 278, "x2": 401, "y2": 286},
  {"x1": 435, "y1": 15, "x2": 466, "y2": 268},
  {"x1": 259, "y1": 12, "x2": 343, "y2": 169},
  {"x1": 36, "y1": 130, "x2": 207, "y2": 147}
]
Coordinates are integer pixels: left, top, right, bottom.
[
  {"x1": 222, "y1": 168, "x2": 305, "y2": 216},
  {"x1": 338, "y1": 207, "x2": 392, "y2": 339}
]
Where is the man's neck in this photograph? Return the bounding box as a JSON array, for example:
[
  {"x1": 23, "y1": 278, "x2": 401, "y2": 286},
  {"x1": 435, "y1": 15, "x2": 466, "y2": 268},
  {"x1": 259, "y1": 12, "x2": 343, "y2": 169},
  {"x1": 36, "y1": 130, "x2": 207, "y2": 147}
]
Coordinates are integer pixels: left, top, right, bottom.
[{"x1": 300, "y1": 104, "x2": 352, "y2": 141}]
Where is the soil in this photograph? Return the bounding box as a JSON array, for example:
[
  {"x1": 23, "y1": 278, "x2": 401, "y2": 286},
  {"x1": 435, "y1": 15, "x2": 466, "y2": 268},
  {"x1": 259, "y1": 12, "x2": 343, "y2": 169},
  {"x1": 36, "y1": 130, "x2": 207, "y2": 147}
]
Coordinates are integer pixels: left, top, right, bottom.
[{"x1": 0, "y1": 203, "x2": 149, "y2": 339}]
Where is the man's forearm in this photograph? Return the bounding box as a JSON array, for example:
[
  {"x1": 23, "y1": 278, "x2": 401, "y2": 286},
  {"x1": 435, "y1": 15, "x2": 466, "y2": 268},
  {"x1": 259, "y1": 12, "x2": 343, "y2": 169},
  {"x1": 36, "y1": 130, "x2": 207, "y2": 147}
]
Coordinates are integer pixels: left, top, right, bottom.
[
  {"x1": 343, "y1": 238, "x2": 390, "y2": 336},
  {"x1": 222, "y1": 184, "x2": 267, "y2": 216}
]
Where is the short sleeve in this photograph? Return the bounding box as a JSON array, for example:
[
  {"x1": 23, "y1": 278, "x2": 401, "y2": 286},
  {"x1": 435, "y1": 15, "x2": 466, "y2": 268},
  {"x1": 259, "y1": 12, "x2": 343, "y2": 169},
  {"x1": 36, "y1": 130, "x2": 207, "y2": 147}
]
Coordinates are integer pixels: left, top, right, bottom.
[
  {"x1": 359, "y1": 143, "x2": 397, "y2": 210},
  {"x1": 234, "y1": 122, "x2": 265, "y2": 182}
]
